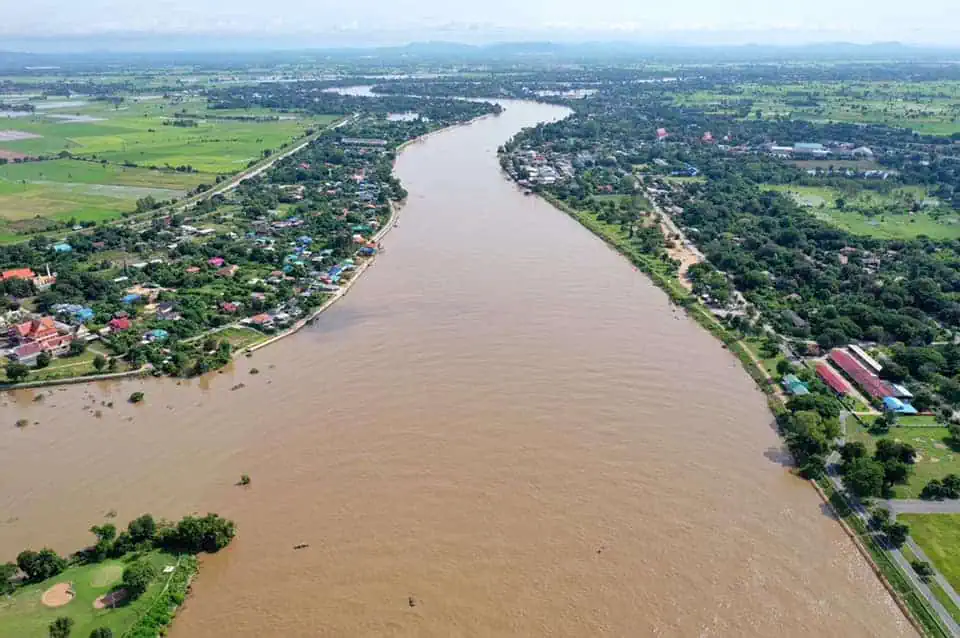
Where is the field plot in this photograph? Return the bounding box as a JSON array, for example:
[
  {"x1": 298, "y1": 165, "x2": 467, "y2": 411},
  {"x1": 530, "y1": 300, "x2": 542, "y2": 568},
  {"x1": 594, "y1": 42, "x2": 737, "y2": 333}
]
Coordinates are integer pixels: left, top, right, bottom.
[
  {"x1": 0, "y1": 97, "x2": 338, "y2": 172},
  {"x1": 0, "y1": 551, "x2": 180, "y2": 638},
  {"x1": 674, "y1": 81, "x2": 960, "y2": 135},
  {"x1": 900, "y1": 514, "x2": 960, "y2": 592},
  {"x1": 0, "y1": 160, "x2": 208, "y2": 234},
  {"x1": 765, "y1": 184, "x2": 960, "y2": 240},
  {"x1": 0, "y1": 97, "x2": 338, "y2": 240}
]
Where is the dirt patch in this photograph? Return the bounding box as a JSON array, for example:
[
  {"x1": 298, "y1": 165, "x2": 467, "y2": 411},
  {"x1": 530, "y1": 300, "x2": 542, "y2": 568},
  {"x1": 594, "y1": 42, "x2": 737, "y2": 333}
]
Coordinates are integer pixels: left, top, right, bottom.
[
  {"x1": 41, "y1": 582, "x2": 75, "y2": 608},
  {"x1": 0, "y1": 130, "x2": 42, "y2": 142},
  {"x1": 94, "y1": 588, "x2": 128, "y2": 609}
]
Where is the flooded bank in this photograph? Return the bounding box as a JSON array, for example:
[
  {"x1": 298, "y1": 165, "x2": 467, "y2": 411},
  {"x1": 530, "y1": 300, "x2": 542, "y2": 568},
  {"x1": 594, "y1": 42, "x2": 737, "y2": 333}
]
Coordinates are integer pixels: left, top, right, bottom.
[{"x1": 1, "y1": 100, "x2": 913, "y2": 637}]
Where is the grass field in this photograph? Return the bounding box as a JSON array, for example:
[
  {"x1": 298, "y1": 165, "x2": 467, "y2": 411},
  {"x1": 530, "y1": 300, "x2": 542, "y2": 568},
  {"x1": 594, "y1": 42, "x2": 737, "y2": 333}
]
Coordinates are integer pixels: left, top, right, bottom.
[
  {"x1": 0, "y1": 97, "x2": 338, "y2": 173},
  {"x1": 0, "y1": 159, "x2": 209, "y2": 227},
  {"x1": 847, "y1": 424, "x2": 959, "y2": 498},
  {"x1": 765, "y1": 184, "x2": 960, "y2": 240},
  {"x1": 900, "y1": 515, "x2": 960, "y2": 592},
  {"x1": 0, "y1": 97, "x2": 337, "y2": 240},
  {"x1": 674, "y1": 81, "x2": 960, "y2": 135},
  {"x1": 218, "y1": 326, "x2": 269, "y2": 350},
  {"x1": 0, "y1": 550, "x2": 179, "y2": 638}
]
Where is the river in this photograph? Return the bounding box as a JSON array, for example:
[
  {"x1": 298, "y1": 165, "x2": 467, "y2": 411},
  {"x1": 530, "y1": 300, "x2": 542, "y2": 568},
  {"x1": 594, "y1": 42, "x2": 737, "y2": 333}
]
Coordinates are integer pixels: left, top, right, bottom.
[{"x1": 0, "y1": 100, "x2": 913, "y2": 637}]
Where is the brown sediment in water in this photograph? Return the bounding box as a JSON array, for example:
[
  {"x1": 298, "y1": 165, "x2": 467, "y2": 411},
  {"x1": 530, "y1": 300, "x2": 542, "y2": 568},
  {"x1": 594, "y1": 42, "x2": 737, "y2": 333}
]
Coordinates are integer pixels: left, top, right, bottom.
[{"x1": 1, "y1": 100, "x2": 915, "y2": 637}]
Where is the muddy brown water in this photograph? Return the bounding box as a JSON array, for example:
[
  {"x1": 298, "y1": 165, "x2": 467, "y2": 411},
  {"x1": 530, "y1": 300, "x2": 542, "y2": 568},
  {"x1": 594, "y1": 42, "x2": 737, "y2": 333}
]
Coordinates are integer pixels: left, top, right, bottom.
[{"x1": 1, "y1": 100, "x2": 913, "y2": 637}]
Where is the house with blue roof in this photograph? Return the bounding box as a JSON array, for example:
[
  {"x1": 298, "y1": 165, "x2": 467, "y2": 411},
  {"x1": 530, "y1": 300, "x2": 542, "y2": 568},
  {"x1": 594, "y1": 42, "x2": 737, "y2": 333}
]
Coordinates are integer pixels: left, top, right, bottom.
[
  {"x1": 882, "y1": 397, "x2": 918, "y2": 415},
  {"x1": 52, "y1": 243, "x2": 73, "y2": 253}
]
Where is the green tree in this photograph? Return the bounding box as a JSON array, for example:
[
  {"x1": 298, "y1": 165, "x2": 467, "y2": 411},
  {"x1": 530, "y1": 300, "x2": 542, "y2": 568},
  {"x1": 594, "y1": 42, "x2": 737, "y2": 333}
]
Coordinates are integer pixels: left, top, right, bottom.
[
  {"x1": 36, "y1": 351, "x2": 52, "y2": 369},
  {"x1": 89, "y1": 629, "x2": 114, "y2": 638},
  {"x1": 869, "y1": 507, "x2": 891, "y2": 530},
  {"x1": 92, "y1": 355, "x2": 107, "y2": 372},
  {"x1": 127, "y1": 514, "x2": 156, "y2": 544},
  {"x1": 5, "y1": 362, "x2": 29, "y2": 383},
  {"x1": 90, "y1": 524, "x2": 116, "y2": 543},
  {"x1": 799, "y1": 454, "x2": 826, "y2": 479},
  {"x1": 884, "y1": 521, "x2": 910, "y2": 548},
  {"x1": 912, "y1": 560, "x2": 935, "y2": 581},
  {"x1": 840, "y1": 441, "x2": 868, "y2": 465},
  {"x1": 49, "y1": 616, "x2": 74, "y2": 638},
  {"x1": 68, "y1": 340, "x2": 87, "y2": 357},
  {"x1": 121, "y1": 560, "x2": 157, "y2": 598},
  {"x1": 0, "y1": 562, "x2": 16, "y2": 595},
  {"x1": 844, "y1": 457, "x2": 885, "y2": 498},
  {"x1": 17, "y1": 548, "x2": 66, "y2": 582}
]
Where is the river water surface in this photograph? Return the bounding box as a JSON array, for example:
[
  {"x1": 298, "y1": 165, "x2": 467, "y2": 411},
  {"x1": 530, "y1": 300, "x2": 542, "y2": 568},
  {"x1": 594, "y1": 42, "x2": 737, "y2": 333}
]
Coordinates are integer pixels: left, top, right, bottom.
[{"x1": 1, "y1": 100, "x2": 914, "y2": 637}]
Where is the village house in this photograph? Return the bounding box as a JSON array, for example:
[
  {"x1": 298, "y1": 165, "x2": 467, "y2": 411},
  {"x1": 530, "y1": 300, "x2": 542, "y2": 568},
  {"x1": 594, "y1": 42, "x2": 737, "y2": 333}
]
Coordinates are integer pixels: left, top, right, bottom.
[
  {"x1": 217, "y1": 264, "x2": 240, "y2": 278},
  {"x1": 6, "y1": 316, "x2": 73, "y2": 365}
]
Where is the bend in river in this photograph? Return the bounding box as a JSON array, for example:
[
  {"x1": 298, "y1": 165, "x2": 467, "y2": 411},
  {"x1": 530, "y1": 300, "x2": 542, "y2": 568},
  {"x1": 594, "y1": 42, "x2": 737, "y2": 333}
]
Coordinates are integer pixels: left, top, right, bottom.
[{"x1": 1, "y1": 99, "x2": 914, "y2": 637}]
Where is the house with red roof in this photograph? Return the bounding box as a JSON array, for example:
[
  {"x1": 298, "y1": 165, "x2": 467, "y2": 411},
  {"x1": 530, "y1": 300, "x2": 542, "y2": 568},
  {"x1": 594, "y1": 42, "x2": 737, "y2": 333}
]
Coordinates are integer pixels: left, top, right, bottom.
[
  {"x1": 2, "y1": 268, "x2": 36, "y2": 282},
  {"x1": 248, "y1": 313, "x2": 274, "y2": 329},
  {"x1": 108, "y1": 317, "x2": 132, "y2": 332},
  {"x1": 221, "y1": 302, "x2": 240, "y2": 314},
  {"x1": 208, "y1": 257, "x2": 225, "y2": 268},
  {"x1": 217, "y1": 264, "x2": 239, "y2": 278},
  {"x1": 9, "y1": 317, "x2": 59, "y2": 345}
]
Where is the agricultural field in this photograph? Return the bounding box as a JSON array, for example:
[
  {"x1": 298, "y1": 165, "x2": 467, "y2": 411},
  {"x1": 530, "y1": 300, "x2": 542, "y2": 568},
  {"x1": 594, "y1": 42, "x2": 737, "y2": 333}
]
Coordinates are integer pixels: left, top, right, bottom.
[
  {"x1": 0, "y1": 95, "x2": 339, "y2": 241},
  {"x1": 0, "y1": 160, "x2": 208, "y2": 230},
  {"x1": 675, "y1": 81, "x2": 960, "y2": 135},
  {"x1": 0, "y1": 550, "x2": 181, "y2": 638},
  {"x1": 764, "y1": 184, "x2": 960, "y2": 240},
  {"x1": 847, "y1": 423, "x2": 959, "y2": 498},
  {"x1": 0, "y1": 97, "x2": 339, "y2": 173}
]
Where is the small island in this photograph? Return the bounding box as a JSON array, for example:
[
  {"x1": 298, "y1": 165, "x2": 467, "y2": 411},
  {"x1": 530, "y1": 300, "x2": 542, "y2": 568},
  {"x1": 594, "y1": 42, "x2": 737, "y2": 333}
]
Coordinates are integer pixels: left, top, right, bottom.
[{"x1": 0, "y1": 512, "x2": 235, "y2": 637}]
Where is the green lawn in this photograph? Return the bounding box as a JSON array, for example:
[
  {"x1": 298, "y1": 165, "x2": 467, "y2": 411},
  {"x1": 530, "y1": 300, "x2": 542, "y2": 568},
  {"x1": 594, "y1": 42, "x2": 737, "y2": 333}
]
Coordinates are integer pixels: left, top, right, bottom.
[
  {"x1": 0, "y1": 551, "x2": 181, "y2": 638},
  {"x1": 0, "y1": 159, "x2": 210, "y2": 225},
  {"x1": 742, "y1": 336, "x2": 785, "y2": 378},
  {"x1": 847, "y1": 425, "x2": 960, "y2": 498},
  {"x1": 764, "y1": 184, "x2": 960, "y2": 240},
  {"x1": 218, "y1": 326, "x2": 269, "y2": 350},
  {"x1": 900, "y1": 515, "x2": 960, "y2": 593}
]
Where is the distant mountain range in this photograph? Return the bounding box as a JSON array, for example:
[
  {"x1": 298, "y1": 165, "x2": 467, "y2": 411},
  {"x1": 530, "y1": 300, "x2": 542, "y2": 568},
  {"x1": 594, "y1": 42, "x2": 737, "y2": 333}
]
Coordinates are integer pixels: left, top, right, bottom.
[{"x1": 1, "y1": 39, "x2": 959, "y2": 72}]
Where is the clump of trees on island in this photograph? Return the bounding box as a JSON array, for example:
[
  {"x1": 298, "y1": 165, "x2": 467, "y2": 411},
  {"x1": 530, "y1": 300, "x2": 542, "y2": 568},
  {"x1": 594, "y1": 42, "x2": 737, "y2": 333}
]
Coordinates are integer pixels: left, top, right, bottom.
[{"x1": 0, "y1": 512, "x2": 235, "y2": 596}]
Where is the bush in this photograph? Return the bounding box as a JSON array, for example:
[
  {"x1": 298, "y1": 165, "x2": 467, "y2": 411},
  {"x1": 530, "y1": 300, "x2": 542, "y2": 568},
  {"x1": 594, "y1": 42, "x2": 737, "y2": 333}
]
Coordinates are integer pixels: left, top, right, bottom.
[
  {"x1": 129, "y1": 391, "x2": 145, "y2": 403},
  {"x1": 122, "y1": 560, "x2": 158, "y2": 598},
  {"x1": 17, "y1": 548, "x2": 66, "y2": 582},
  {"x1": 912, "y1": 560, "x2": 935, "y2": 581},
  {"x1": 49, "y1": 617, "x2": 74, "y2": 638},
  {"x1": 159, "y1": 513, "x2": 236, "y2": 554}
]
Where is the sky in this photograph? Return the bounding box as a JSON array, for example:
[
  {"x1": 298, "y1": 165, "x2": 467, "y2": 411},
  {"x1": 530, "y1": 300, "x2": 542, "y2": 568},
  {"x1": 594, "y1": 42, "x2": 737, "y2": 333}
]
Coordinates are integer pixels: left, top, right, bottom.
[{"x1": 0, "y1": 0, "x2": 957, "y2": 48}]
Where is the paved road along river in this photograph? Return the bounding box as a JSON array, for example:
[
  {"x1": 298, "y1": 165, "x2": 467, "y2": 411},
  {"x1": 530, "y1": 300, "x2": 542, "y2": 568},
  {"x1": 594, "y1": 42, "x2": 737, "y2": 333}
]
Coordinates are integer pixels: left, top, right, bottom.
[{"x1": 1, "y1": 100, "x2": 914, "y2": 636}]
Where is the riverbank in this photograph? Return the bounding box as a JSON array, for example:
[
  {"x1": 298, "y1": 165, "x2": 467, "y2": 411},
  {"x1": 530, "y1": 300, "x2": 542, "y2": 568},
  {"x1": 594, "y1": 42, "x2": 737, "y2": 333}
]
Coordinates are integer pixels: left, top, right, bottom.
[
  {"x1": 246, "y1": 197, "x2": 402, "y2": 354},
  {"x1": 527, "y1": 187, "x2": 938, "y2": 636}
]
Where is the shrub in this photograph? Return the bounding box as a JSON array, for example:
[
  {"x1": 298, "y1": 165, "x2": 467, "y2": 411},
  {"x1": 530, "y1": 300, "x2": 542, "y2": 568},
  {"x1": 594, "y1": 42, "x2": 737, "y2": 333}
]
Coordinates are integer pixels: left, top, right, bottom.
[{"x1": 122, "y1": 560, "x2": 158, "y2": 598}]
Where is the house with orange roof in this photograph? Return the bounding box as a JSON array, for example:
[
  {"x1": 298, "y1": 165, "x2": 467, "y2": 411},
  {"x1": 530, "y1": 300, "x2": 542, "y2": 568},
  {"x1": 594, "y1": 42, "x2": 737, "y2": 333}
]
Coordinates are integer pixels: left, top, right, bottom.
[
  {"x1": 8, "y1": 317, "x2": 60, "y2": 345},
  {"x1": 2, "y1": 268, "x2": 36, "y2": 282}
]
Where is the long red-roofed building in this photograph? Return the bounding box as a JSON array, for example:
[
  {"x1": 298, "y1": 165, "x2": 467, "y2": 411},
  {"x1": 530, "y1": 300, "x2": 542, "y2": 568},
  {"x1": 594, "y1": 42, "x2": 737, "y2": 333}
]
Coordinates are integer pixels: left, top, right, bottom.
[
  {"x1": 828, "y1": 348, "x2": 894, "y2": 399},
  {"x1": 816, "y1": 362, "x2": 851, "y2": 396},
  {"x1": 2, "y1": 268, "x2": 36, "y2": 281}
]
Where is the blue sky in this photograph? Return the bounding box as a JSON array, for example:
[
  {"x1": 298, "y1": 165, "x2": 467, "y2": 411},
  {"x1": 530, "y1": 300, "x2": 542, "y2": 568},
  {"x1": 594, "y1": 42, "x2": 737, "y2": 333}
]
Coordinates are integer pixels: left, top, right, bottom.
[{"x1": 1, "y1": 0, "x2": 956, "y2": 45}]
